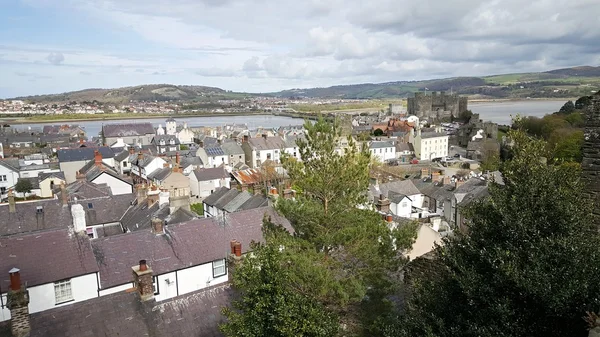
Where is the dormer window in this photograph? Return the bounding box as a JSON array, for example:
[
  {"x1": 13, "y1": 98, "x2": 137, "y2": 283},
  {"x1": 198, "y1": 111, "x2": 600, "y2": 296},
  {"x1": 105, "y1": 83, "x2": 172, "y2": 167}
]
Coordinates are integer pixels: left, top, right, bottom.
[
  {"x1": 159, "y1": 140, "x2": 165, "y2": 145},
  {"x1": 36, "y1": 206, "x2": 43, "y2": 214},
  {"x1": 170, "y1": 139, "x2": 175, "y2": 145}
]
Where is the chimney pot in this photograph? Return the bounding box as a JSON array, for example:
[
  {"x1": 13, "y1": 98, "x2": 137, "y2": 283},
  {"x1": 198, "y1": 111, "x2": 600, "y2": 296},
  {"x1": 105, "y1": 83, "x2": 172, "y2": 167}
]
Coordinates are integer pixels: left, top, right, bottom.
[
  {"x1": 233, "y1": 241, "x2": 242, "y2": 257},
  {"x1": 9, "y1": 267, "x2": 21, "y2": 291},
  {"x1": 139, "y1": 259, "x2": 148, "y2": 272},
  {"x1": 386, "y1": 214, "x2": 393, "y2": 223}
]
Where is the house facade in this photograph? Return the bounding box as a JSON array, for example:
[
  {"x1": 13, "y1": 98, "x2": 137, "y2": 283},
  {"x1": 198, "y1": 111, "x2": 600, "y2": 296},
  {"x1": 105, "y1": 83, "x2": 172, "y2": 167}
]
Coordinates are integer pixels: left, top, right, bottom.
[
  {"x1": 413, "y1": 128, "x2": 449, "y2": 161},
  {"x1": 369, "y1": 141, "x2": 397, "y2": 162},
  {"x1": 189, "y1": 167, "x2": 231, "y2": 199}
]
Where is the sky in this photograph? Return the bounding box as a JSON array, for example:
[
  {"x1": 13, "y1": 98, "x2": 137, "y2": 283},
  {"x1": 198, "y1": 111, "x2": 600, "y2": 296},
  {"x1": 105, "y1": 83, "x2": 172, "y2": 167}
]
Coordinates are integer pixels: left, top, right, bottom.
[{"x1": 1, "y1": 0, "x2": 599, "y2": 98}]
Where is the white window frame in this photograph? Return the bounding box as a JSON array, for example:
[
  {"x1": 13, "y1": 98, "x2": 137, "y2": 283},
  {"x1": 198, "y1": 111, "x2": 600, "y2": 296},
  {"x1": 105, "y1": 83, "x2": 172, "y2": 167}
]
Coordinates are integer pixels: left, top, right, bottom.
[
  {"x1": 54, "y1": 279, "x2": 73, "y2": 304},
  {"x1": 212, "y1": 258, "x2": 226, "y2": 278}
]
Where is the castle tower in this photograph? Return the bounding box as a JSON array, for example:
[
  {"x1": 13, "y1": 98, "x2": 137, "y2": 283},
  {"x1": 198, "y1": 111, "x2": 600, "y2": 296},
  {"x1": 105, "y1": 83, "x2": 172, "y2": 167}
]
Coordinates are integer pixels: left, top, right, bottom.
[{"x1": 165, "y1": 117, "x2": 177, "y2": 135}]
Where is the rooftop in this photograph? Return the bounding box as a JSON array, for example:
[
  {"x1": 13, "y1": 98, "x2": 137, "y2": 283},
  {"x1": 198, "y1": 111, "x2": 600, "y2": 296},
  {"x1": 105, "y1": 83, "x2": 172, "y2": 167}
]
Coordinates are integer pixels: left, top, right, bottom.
[{"x1": 102, "y1": 123, "x2": 155, "y2": 137}]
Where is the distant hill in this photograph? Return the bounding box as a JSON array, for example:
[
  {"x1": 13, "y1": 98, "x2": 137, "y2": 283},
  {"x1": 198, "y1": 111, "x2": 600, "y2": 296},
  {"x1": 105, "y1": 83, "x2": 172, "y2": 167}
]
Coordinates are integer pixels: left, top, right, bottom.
[
  {"x1": 274, "y1": 66, "x2": 600, "y2": 99},
  {"x1": 8, "y1": 66, "x2": 600, "y2": 103},
  {"x1": 12, "y1": 84, "x2": 234, "y2": 104}
]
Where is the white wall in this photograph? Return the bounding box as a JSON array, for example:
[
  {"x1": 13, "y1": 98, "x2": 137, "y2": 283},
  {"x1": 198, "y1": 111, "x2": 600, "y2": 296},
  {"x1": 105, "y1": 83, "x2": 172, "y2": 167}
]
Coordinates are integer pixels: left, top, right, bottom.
[
  {"x1": 98, "y1": 282, "x2": 133, "y2": 297},
  {"x1": 39, "y1": 177, "x2": 65, "y2": 198},
  {"x1": 0, "y1": 165, "x2": 19, "y2": 193},
  {"x1": 392, "y1": 197, "x2": 412, "y2": 218},
  {"x1": 416, "y1": 136, "x2": 449, "y2": 160},
  {"x1": 197, "y1": 178, "x2": 231, "y2": 198},
  {"x1": 91, "y1": 173, "x2": 133, "y2": 195},
  {"x1": 370, "y1": 146, "x2": 396, "y2": 162},
  {"x1": 176, "y1": 261, "x2": 228, "y2": 296},
  {"x1": 0, "y1": 273, "x2": 98, "y2": 322}
]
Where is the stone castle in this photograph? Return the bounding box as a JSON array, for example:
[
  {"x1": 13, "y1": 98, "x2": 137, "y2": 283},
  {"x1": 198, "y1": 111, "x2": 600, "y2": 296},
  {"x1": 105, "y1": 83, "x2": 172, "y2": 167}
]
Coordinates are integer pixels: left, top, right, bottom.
[
  {"x1": 581, "y1": 92, "x2": 600, "y2": 219},
  {"x1": 407, "y1": 91, "x2": 469, "y2": 121}
]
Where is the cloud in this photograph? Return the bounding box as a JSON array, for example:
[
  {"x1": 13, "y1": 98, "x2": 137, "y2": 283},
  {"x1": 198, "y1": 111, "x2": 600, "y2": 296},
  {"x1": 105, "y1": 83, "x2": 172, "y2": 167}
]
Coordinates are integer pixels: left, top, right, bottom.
[
  {"x1": 46, "y1": 52, "x2": 65, "y2": 65},
  {"x1": 3, "y1": 0, "x2": 600, "y2": 96}
]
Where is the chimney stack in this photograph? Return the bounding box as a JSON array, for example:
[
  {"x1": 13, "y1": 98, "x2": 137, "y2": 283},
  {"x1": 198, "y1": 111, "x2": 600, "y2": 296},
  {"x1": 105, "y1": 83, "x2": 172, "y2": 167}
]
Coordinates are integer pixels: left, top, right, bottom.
[
  {"x1": 176, "y1": 152, "x2": 180, "y2": 166},
  {"x1": 242, "y1": 135, "x2": 248, "y2": 143},
  {"x1": 60, "y1": 182, "x2": 68, "y2": 207},
  {"x1": 233, "y1": 241, "x2": 242, "y2": 257},
  {"x1": 375, "y1": 194, "x2": 390, "y2": 213},
  {"x1": 137, "y1": 152, "x2": 143, "y2": 162},
  {"x1": 8, "y1": 189, "x2": 15, "y2": 213},
  {"x1": 132, "y1": 260, "x2": 154, "y2": 302},
  {"x1": 7, "y1": 268, "x2": 30, "y2": 337},
  {"x1": 136, "y1": 184, "x2": 147, "y2": 203},
  {"x1": 151, "y1": 217, "x2": 164, "y2": 235},
  {"x1": 94, "y1": 150, "x2": 102, "y2": 166},
  {"x1": 262, "y1": 134, "x2": 267, "y2": 140},
  {"x1": 79, "y1": 138, "x2": 84, "y2": 145},
  {"x1": 129, "y1": 147, "x2": 135, "y2": 155}
]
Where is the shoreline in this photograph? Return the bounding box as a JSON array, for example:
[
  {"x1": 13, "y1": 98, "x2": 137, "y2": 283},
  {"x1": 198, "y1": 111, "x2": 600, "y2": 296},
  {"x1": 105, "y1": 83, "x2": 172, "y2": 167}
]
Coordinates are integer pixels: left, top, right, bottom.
[{"x1": 2, "y1": 111, "x2": 320, "y2": 125}]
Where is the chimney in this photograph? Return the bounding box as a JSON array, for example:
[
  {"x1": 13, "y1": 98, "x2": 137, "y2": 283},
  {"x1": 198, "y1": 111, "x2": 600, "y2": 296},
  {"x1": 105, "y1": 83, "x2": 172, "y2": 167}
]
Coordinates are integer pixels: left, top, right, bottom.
[
  {"x1": 151, "y1": 217, "x2": 164, "y2": 234},
  {"x1": 159, "y1": 190, "x2": 169, "y2": 206},
  {"x1": 136, "y1": 184, "x2": 147, "y2": 203},
  {"x1": 71, "y1": 204, "x2": 86, "y2": 233},
  {"x1": 8, "y1": 189, "x2": 15, "y2": 213},
  {"x1": 129, "y1": 147, "x2": 135, "y2": 155},
  {"x1": 443, "y1": 175, "x2": 451, "y2": 185},
  {"x1": 60, "y1": 182, "x2": 68, "y2": 207},
  {"x1": 262, "y1": 134, "x2": 267, "y2": 140},
  {"x1": 175, "y1": 152, "x2": 180, "y2": 166},
  {"x1": 376, "y1": 194, "x2": 390, "y2": 213},
  {"x1": 7, "y1": 268, "x2": 30, "y2": 337},
  {"x1": 455, "y1": 180, "x2": 465, "y2": 189},
  {"x1": 233, "y1": 241, "x2": 242, "y2": 257},
  {"x1": 79, "y1": 138, "x2": 84, "y2": 145},
  {"x1": 147, "y1": 187, "x2": 159, "y2": 207},
  {"x1": 242, "y1": 135, "x2": 248, "y2": 143},
  {"x1": 386, "y1": 214, "x2": 393, "y2": 223},
  {"x1": 137, "y1": 152, "x2": 143, "y2": 162},
  {"x1": 94, "y1": 150, "x2": 102, "y2": 166},
  {"x1": 132, "y1": 260, "x2": 154, "y2": 301}
]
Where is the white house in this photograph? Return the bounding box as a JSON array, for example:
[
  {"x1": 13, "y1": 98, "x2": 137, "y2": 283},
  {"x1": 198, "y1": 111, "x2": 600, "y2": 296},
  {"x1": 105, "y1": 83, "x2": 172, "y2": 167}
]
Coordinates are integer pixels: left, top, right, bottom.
[
  {"x1": 0, "y1": 161, "x2": 20, "y2": 196},
  {"x1": 413, "y1": 127, "x2": 449, "y2": 161},
  {"x1": 371, "y1": 179, "x2": 424, "y2": 218},
  {"x1": 189, "y1": 167, "x2": 231, "y2": 199},
  {"x1": 0, "y1": 229, "x2": 99, "y2": 322},
  {"x1": 93, "y1": 207, "x2": 290, "y2": 302},
  {"x1": 196, "y1": 145, "x2": 229, "y2": 168},
  {"x1": 38, "y1": 172, "x2": 66, "y2": 198},
  {"x1": 369, "y1": 141, "x2": 396, "y2": 162},
  {"x1": 177, "y1": 122, "x2": 195, "y2": 145},
  {"x1": 130, "y1": 153, "x2": 167, "y2": 183},
  {"x1": 165, "y1": 117, "x2": 177, "y2": 135},
  {"x1": 241, "y1": 135, "x2": 286, "y2": 168}
]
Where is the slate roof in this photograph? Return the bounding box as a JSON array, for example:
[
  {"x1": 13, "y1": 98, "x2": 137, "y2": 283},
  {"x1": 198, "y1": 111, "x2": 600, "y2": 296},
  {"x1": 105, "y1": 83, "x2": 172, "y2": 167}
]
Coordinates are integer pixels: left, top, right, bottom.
[
  {"x1": 152, "y1": 134, "x2": 180, "y2": 146},
  {"x1": 180, "y1": 156, "x2": 203, "y2": 169},
  {"x1": 0, "y1": 159, "x2": 19, "y2": 172},
  {"x1": 78, "y1": 159, "x2": 120, "y2": 181},
  {"x1": 0, "y1": 199, "x2": 72, "y2": 236},
  {"x1": 388, "y1": 191, "x2": 411, "y2": 203},
  {"x1": 222, "y1": 191, "x2": 253, "y2": 213},
  {"x1": 57, "y1": 147, "x2": 115, "y2": 162},
  {"x1": 9, "y1": 283, "x2": 233, "y2": 337},
  {"x1": 114, "y1": 149, "x2": 131, "y2": 162},
  {"x1": 131, "y1": 153, "x2": 161, "y2": 168},
  {"x1": 202, "y1": 187, "x2": 231, "y2": 206},
  {"x1": 220, "y1": 141, "x2": 244, "y2": 155},
  {"x1": 147, "y1": 167, "x2": 172, "y2": 182},
  {"x1": 247, "y1": 136, "x2": 286, "y2": 150},
  {"x1": 120, "y1": 199, "x2": 161, "y2": 232},
  {"x1": 396, "y1": 142, "x2": 414, "y2": 152},
  {"x1": 213, "y1": 189, "x2": 241, "y2": 209},
  {"x1": 193, "y1": 167, "x2": 229, "y2": 181},
  {"x1": 0, "y1": 228, "x2": 98, "y2": 289},
  {"x1": 72, "y1": 194, "x2": 135, "y2": 226},
  {"x1": 370, "y1": 141, "x2": 395, "y2": 149},
  {"x1": 57, "y1": 180, "x2": 113, "y2": 200},
  {"x1": 38, "y1": 171, "x2": 66, "y2": 181},
  {"x1": 421, "y1": 131, "x2": 447, "y2": 139},
  {"x1": 370, "y1": 179, "x2": 422, "y2": 202},
  {"x1": 102, "y1": 123, "x2": 155, "y2": 137},
  {"x1": 237, "y1": 195, "x2": 269, "y2": 211},
  {"x1": 92, "y1": 206, "x2": 291, "y2": 289}
]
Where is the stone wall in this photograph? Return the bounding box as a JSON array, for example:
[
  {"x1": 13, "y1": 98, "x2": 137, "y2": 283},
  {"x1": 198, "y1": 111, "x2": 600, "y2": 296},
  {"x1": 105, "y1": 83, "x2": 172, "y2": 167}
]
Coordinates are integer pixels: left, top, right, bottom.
[
  {"x1": 407, "y1": 91, "x2": 468, "y2": 120},
  {"x1": 581, "y1": 95, "x2": 600, "y2": 219}
]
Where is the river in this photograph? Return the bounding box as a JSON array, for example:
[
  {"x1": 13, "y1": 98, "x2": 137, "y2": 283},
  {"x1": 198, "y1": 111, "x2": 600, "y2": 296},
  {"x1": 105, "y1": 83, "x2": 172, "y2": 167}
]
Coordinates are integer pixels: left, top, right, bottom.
[
  {"x1": 14, "y1": 100, "x2": 566, "y2": 136},
  {"x1": 469, "y1": 100, "x2": 565, "y2": 125},
  {"x1": 22, "y1": 115, "x2": 306, "y2": 138}
]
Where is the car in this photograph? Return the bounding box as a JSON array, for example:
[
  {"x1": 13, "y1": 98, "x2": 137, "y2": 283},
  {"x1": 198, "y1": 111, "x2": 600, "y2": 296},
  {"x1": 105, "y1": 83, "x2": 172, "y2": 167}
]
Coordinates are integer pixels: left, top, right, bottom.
[
  {"x1": 410, "y1": 159, "x2": 419, "y2": 164},
  {"x1": 454, "y1": 153, "x2": 461, "y2": 158}
]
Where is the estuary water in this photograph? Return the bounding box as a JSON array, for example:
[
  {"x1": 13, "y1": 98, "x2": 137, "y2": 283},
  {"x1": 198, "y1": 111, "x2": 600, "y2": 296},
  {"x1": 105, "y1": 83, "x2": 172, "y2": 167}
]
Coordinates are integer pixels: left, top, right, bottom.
[{"x1": 18, "y1": 100, "x2": 566, "y2": 136}]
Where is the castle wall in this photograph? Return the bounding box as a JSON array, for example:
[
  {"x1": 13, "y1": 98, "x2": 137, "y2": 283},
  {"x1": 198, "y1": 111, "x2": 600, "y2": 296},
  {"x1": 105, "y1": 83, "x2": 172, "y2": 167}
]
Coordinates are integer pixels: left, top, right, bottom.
[{"x1": 408, "y1": 91, "x2": 468, "y2": 120}]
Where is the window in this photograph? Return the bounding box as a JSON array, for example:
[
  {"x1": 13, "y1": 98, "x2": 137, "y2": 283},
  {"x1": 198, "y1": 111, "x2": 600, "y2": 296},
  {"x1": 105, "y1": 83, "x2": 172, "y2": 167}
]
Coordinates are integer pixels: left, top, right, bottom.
[
  {"x1": 212, "y1": 259, "x2": 226, "y2": 278},
  {"x1": 0, "y1": 175, "x2": 6, "y2": 182},
  {"x1": 54, "y1": 279, "x2": 73, "y2": 304},
  {"x1": 123, "y1": 162, "x2": 128, "y2": 167},
  {"x1": 402, "y1": 202, "x2": 408, "y2": 208},
  {"x1": 87, "y1": 203, "x2": 93, "y2": 209}
]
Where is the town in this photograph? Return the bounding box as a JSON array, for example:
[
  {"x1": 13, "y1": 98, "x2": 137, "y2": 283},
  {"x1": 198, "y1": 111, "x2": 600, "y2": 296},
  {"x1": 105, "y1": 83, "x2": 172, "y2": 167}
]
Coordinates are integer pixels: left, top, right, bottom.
[{"x1": 0, "y1": 90, "x2": 507, "y2": 334}]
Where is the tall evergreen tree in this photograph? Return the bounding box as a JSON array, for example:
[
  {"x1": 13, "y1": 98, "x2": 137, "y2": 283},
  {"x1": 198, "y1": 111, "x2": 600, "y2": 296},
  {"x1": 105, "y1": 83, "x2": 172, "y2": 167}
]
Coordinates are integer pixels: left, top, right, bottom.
[{"x1": 390, "y1": 130, "x2": 600, "y2": 337}]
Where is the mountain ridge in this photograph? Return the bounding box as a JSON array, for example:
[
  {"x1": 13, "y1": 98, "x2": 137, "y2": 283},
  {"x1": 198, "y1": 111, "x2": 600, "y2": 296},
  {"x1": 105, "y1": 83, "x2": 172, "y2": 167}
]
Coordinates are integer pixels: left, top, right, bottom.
[{"x1": 6, "y1": 66, "x2": 600, "y2": 103}]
